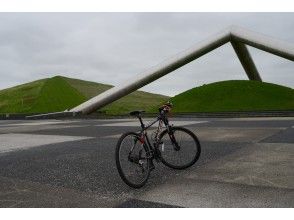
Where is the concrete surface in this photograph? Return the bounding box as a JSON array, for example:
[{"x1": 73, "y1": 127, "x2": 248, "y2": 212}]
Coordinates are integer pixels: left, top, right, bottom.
[
  {"x1": 0, "y1": 117, "x2": 293, "y2": 207},
  {"x1": 0, "y1": 133, "x2": 93, "y2": 153}
]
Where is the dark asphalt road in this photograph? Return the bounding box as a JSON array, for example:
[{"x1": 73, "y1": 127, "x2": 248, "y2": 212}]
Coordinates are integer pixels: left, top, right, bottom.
[{"x1": 0, "y1": 117, "x2": 293, "y2": 207}]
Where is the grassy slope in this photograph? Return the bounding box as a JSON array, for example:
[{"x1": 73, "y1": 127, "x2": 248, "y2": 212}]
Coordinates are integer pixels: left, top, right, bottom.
[
  {"x1": 0, "y1": 79, "x2": 46, "y2": 113},
  {"x1": 102, "y1": 90, "x2": 168, "y2": 115},
  {"x1": 0, "y1": 76, "x2": 168, "y2": 114},
  {"x1": 171, "y1": 80, "x2": 294, "y2": 112},
  {"x1": 4, "y1": 77, "x2": 292, "y2": 115},
  {"x1": 29, "y1": 76, "x2": 86, "y2": 113},
  {"x1": 63, "y1": 76, "x2": 169, "y2": 114}
]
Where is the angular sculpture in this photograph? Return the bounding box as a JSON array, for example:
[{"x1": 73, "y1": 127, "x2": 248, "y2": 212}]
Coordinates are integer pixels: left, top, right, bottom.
[
  {"x1": 231, "y1": 40, "x2": 261, "y2": 81},
  {"x1": 31, "y1": 25, "x2": 294, "y2": 117}
]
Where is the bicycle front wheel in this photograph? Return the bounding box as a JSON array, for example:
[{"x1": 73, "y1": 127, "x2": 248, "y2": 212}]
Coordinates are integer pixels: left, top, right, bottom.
[
  {"x1": 158, "y1": 127, "x2": 201, "y2": 170},
  {"x1": 115, "y1": 132, "x2": 150, "y2": 188}
]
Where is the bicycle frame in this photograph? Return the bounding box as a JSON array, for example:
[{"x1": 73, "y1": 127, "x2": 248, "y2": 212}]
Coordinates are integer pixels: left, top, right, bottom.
[{"x1": 136, "y1": 113, "x2": 172, "y2": 158}]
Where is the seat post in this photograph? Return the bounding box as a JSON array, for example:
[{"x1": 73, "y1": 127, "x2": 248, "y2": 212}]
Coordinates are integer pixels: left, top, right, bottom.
[{"x1": 138, "y1": 115, "x2": 145, "y2": 129}]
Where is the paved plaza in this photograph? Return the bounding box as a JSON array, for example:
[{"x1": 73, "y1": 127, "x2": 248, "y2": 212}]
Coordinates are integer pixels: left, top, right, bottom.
[{"x1": 0, "y1": 117, "x2": 293, "y2": 207}]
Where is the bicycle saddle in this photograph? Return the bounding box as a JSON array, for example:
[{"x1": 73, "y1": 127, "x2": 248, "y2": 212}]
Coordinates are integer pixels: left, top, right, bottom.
[{"x1": 129, "y1": 110, "x2": 145, "y2": 116}]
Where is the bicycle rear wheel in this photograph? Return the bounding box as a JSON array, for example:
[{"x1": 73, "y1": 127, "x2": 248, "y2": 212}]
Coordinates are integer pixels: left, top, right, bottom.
[
  {"x1": 115, "y1": 132, "x2": 150, "y2": 188},
  {"x1": 158, "y1": 127, "x2": 201, "y2": 169}
]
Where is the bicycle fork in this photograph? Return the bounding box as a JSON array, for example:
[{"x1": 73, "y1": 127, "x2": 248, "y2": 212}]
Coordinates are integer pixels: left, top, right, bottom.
[{"x1": 166, "y1": 126, "x2": 181, "y2": 151}]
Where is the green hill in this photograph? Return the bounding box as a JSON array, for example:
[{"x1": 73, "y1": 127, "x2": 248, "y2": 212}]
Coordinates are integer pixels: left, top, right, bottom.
[
  {"x1": 62, "y1": 76, "x2": 169, "y2": 115},
  {"x1": 2, "y1": 78, "x2": 293, "y2": 115},
  {"x1": 171, "y1": 80, "x2": 294, "y2": 113},
  {"x1": 0, "y1": 76, "x2": 168, "y2": 115}
]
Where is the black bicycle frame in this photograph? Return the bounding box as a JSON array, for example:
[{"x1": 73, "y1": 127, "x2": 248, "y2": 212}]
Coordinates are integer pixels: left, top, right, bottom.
[{"x1": 137, "y1": 113, "x2": 172, "y2": 156}]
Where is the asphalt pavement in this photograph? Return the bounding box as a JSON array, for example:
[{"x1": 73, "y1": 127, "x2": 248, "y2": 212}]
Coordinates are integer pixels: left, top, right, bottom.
[{"x1": 0, "y1": 117, "x2": 293, "y2": 207}]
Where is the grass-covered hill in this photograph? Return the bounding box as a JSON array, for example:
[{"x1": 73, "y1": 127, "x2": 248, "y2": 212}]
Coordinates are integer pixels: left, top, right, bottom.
[
  {"x1": 171, "y1": 80, "x2": 294, "y2": 113},
  {"x1": 0, "y1": 76, "x2": 169, "y2": 115},
  {"x1": 1, "y1": 78, "x2": 293, "y2": 115}
]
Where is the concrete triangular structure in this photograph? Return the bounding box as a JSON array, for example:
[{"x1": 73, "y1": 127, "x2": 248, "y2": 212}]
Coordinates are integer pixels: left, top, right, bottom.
[{"x1": 65, "y1": 26, "x2": 294, "y2": 114}]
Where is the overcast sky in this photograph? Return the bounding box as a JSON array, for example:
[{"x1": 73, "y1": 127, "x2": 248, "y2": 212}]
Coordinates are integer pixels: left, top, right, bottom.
[{"x1": 0, "y1": 13, "x2": 293, "y2": 96}]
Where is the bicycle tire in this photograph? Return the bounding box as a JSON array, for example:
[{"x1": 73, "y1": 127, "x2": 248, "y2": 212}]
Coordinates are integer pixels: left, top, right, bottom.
[
  {"x1": 115, "y1": 132, "x2": 151, "y2": 188},
  {"x1": 158, "y1": 126, "x2": 201, "y2": 170}
]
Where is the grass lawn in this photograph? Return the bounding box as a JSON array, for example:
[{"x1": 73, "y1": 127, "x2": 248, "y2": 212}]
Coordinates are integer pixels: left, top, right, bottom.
[
  {"x1": 1, "y1": 77, "x2": 292, "y2": 115},
  {"x1": 171, "y1": 80, "x2": 294, "y2": 113},
  {"x1": 0, "y1": 76, "x2": 168, "y2": 114},
  {"x1": 63, "y1": 76, "x2": 169, "y2": 114}
]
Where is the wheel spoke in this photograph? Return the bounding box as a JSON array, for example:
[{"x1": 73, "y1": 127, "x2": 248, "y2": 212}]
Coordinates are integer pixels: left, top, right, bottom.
[
  {"x1": 116, "y1": 133, "x2": 150, "y2": 188},
  {"x1": 159, "y1": 127, "x2": 201, "y2": 169}
]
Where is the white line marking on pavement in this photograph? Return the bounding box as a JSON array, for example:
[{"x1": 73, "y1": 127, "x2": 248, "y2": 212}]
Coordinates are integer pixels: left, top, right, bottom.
[
  {"x1": 97, "y1": 121, "x2": 208, "y2": 127},
  {"x1": 0, "y1": 133, "x2": 93, "y2": 154},
  {"x1": 0, "y1": 120, "x2": 80, "y2": 127},
  {"x1": 93, "y1": 119, "x2": 136, "y2": 122},
  {"x1": 222, "y1": 117, "x2": 294, "y2": 121}
]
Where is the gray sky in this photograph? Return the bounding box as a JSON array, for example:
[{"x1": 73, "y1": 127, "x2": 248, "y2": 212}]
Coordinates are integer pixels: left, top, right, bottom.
[{"x1": 0, "y1": 13, "x2": 293, "y2": 96}]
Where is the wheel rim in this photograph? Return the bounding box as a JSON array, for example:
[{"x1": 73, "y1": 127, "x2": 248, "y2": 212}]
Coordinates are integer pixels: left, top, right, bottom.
[
  {"x1": 160, "y1": 129, "x2": 198, "y2": 168},
  {"x1": 118, "y1": 134, "x2": 149, "y2": 186}
]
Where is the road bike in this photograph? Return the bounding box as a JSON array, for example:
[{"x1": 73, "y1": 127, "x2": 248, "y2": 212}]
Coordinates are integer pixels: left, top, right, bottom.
[{"x1": 115, "y1": 102, "x2": 201, "y2": 188}]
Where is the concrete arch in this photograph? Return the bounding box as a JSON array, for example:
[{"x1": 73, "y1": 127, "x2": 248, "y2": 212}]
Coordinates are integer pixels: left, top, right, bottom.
[{"x1": 69, "y1": 25, "x2": 294, "y2": 115}]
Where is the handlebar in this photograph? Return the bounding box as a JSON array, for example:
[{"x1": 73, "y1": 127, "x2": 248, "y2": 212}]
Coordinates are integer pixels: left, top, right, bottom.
[{"x1": 158, "y1": 101, "x2": 173, "y2": 115}]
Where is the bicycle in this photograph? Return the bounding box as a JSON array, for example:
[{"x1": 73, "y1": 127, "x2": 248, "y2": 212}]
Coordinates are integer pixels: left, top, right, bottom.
[{"x1": 115, "y1": 102, "x2": 201, "y2": 188}]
